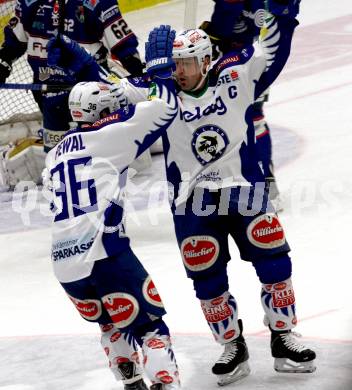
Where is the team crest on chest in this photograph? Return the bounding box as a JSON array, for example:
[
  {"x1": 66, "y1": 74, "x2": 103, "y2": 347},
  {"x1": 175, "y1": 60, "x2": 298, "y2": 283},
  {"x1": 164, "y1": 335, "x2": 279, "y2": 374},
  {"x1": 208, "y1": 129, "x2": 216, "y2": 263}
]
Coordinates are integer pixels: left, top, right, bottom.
[{"x1": 191, "y1": 125, "x2": 229, "y2": 165}]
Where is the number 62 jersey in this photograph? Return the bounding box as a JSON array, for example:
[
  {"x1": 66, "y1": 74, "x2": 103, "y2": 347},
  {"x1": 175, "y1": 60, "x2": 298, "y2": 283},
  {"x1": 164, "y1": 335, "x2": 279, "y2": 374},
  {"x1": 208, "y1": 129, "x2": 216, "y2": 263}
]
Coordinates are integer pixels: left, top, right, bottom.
[{"x1": 44, "y1": 82, "x2": 177, "y2": 283}]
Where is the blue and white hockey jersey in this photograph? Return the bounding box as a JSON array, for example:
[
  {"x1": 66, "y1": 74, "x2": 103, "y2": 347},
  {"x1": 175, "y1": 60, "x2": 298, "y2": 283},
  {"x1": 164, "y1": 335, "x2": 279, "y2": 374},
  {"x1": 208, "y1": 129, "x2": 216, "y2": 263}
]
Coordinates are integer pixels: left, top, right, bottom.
[
  {"x1": 45, "y1": 81, "x2": 177, "y2": 283},
  {"x1": 4, "y1": 0, "x2": 139, "y2": 82},
  {"x1": 117, "y1": 15, "x2": 298, "y2": 208}
]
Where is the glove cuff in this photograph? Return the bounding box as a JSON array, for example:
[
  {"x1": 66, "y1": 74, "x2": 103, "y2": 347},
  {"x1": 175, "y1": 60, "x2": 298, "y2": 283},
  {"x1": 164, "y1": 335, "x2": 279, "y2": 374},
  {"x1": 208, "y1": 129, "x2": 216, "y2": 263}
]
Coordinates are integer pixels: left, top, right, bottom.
[{"x1": 146, "y1": 57, "x2": 170, "y2": 71}]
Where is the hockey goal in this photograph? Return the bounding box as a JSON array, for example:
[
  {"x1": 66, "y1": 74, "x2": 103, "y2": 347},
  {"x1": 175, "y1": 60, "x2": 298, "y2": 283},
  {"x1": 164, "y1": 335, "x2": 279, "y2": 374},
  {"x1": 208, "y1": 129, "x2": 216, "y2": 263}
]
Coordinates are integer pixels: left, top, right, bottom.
[{"x1": 0, "y1": 0, "x2": 41, "y2": 144}]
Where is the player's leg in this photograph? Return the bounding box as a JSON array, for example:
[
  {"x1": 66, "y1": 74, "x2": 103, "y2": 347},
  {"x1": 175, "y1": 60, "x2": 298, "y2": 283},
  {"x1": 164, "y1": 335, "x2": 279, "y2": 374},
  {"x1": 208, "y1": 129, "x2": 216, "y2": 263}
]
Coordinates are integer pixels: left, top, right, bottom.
[
  {"x1": 60, "y1": 276, "x2": 148, "y2": 389},
  {"x1": 173, "y1": 189, "x2": 250, "y2": 386},
  {"x1": 253, "y1": 255, "x2": 316, "y2": 373},
  {"x1": 92, "y1": 249, "x2": 180, "y2": 389},
  {"x1": 232, "y1": 205, "x2": 316, "y2": 373}
]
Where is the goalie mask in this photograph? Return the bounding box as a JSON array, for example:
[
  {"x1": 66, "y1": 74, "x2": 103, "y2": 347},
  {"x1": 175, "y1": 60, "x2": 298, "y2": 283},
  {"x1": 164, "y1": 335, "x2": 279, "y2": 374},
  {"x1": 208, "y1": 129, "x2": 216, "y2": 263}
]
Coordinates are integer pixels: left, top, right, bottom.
[
  {"x1": 69, "y1": 81, "x2": 121, "y2": 123},
  {"x1": 172, "y1": 29, "x2": 212, "y2": 91}
]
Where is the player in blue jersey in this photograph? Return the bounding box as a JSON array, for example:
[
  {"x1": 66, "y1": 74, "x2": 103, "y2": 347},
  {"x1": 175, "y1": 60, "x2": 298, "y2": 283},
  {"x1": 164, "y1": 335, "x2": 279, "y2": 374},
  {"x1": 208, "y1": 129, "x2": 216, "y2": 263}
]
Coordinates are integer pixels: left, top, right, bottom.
[
  {"x1": 44, "y1": 26, "x2": 181, "y2": 390},
  {"x1": 0, "y1": 0, "x2": 144, "y2": 189}
]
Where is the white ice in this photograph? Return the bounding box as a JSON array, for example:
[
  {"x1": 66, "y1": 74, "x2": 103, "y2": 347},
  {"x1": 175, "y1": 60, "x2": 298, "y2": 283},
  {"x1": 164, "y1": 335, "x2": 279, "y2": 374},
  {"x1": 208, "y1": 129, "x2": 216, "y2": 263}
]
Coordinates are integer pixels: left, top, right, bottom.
[{"x1": 0, "y1": 1, "x2": 351, "y2": 389}]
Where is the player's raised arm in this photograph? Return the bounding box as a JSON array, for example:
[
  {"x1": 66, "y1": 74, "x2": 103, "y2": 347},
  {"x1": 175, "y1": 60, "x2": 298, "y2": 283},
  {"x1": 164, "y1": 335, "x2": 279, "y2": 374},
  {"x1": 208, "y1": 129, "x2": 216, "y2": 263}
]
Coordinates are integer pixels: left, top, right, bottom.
[{"x1": 254, "y1": 0, "x2": 301, "y2": 98}]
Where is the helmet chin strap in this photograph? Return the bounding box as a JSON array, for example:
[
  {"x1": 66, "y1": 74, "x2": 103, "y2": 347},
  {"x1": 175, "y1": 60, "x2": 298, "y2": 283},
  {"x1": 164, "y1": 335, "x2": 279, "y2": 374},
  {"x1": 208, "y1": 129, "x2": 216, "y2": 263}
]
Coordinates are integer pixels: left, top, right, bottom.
[{"x1": 190, "y1": 63, "x2": 210, "y2": 92}]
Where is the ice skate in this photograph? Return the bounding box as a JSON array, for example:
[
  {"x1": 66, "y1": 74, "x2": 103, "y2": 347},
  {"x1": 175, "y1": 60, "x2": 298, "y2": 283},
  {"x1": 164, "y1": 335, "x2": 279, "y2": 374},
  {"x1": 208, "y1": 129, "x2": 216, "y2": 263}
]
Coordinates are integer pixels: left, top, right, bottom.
[
  {"x1": 149, "y1": 383, "x2": 180, "y2": 389},
  {"x1": 271, "y1": 329, "x2": 316, "y2": 373},
  {"x1": 117, "y1": 362, "x2": 148, "y2": 390},
  {"x1": 124, "y1": 378, "x2": 149, "y2": 390},
  {"x1": 212, "y1": 320, "x2": 250, "y2": 386}
]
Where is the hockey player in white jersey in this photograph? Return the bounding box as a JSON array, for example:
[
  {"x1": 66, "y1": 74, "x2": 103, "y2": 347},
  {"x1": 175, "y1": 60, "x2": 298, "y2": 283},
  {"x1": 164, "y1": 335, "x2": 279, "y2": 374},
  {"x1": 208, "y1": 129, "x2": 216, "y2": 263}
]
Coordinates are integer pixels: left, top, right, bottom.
[
  {"x1": 45, "y1": 2, "x2": 316, "y2": 385},
  {"x1": 164, "y1": 0, "x2": 316, "y2": 385},
  {"x1": 44, "y1": 26, "x2": 181, "y2": 390}
]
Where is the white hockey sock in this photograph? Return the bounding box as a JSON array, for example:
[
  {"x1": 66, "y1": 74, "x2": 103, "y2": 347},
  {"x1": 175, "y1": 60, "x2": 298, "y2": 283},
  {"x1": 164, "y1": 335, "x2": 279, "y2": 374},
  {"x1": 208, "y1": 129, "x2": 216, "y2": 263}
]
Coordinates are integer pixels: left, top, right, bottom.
[
  {"x1": 100, "y1": 323, "x2": 143, "y2": 383},
  {"x1": 261, "y1": 277, "x2": 297, "y2": 331},
  {"x1": 200, "y1": 291, "x2": 240, "y2": 344},
  {"x1": 142, "y1": 330, "x2": 180, "y2": 388}
]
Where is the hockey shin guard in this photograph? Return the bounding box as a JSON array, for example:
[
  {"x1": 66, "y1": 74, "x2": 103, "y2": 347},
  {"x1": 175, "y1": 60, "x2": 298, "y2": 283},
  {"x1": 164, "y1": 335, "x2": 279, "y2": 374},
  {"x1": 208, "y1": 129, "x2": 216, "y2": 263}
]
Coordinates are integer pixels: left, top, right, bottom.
[
  {"x1": 141, "y1": 324, "x2": 180, "y2": 388},
  {"x1": 200, "y1": 291, "x2": 240, "y2": 344},
  {"x1": 261, "y1": 277, "x2": 297, "y2": 331},
  {"x1": 100, "y1": 323, "x2": 143, "y2": 384}
]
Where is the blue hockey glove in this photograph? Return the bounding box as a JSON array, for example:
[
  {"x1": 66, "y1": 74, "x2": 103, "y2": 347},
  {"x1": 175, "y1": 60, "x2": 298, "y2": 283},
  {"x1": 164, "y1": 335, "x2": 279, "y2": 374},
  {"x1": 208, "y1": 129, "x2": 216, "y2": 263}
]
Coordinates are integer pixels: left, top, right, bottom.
[
  {"x1": 47, "y1": 35, "x2": 102, "y2": 83},
  {"x1": 267, "y1": 0, "x2": 301, "y2": 18},
  {"x1": 145, "y1": 25, "x2": 176, "y2": 79}
]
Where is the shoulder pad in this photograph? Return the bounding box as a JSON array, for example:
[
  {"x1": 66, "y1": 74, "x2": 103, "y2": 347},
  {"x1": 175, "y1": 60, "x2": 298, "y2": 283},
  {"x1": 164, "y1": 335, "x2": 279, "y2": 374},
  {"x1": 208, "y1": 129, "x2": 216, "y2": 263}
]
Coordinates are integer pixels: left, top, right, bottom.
[
  {"x1": 213, "y1": 46, "x2": 255, "y2": 76},
  {"x1": 83, "y1": 0, "x2": 100, "y2": 11}
]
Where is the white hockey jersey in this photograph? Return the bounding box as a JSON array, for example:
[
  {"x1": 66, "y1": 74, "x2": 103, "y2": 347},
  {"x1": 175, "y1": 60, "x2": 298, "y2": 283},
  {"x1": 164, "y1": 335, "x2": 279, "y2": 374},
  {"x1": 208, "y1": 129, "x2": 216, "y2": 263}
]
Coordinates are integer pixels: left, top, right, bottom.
[
  {"x1": 45, "y1": 82, "x2": 177, "y2": 283},
  {"x1": 115, "y1": 16, "x2": 297, "y2": 207}
]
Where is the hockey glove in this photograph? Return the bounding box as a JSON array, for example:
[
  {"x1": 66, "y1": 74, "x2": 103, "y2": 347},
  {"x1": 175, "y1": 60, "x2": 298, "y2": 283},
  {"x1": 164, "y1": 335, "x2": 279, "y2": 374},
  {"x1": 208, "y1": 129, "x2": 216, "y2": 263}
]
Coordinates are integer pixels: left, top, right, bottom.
[
  {"x1": 47, "y1": 35, "x2": 102, "y2": 83},
  {"x1": 267, "y1": 0, "x2": 301, "y2": 18},
  {"x1": 0, "y1": 56, "x2": 12, "y2": 82},
  {"x1": 145, "y1": 25, "x2": 176, "y2": 79}
]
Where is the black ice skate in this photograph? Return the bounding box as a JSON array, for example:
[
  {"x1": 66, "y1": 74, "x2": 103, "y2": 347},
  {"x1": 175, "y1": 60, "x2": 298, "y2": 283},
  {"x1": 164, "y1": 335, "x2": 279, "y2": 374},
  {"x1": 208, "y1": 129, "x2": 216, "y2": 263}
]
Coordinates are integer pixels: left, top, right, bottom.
[
  {"x1": 212, "y1": 319, "x2": 250, "y2": 386},
  {"x1": 117, "y1": 362, "x2": 148, "y2": 390},
  {"x1": 149, "y1": 383, "x2": 179, "y2": 389},
  {"x1": 150, "y1": 385, "x2": 163, "y2": 390},
  {"x1": 124, "y1": 379, "x2": 148, "y2": 390},
  {"x1": 271, "y1": 329, "x2": 316, "y2": 373}
]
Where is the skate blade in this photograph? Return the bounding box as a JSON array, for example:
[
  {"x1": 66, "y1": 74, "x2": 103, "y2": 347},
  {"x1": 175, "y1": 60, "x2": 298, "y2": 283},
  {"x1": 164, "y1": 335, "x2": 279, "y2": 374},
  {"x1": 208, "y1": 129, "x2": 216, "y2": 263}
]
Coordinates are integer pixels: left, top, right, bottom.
[
  {"x1": 217, "y1": 361, "x2": 251, "y2": 386},
  {"x1": 274, "y1": 358, "x2": 316, "y2": 373}
]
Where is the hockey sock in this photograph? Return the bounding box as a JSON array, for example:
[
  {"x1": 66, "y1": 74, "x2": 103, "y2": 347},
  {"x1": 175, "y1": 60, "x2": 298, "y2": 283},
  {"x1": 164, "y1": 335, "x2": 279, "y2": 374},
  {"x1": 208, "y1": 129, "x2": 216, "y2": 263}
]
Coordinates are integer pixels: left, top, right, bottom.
[
  {"x1": 200, "y1": 291, "x2": 240, "y2": 344},
  {"x1": 261, "y1": 277, "x2": 297, "y2": 331},
  {"x1": 100, "y1": 323, "x2": 142, "y2": 383}
]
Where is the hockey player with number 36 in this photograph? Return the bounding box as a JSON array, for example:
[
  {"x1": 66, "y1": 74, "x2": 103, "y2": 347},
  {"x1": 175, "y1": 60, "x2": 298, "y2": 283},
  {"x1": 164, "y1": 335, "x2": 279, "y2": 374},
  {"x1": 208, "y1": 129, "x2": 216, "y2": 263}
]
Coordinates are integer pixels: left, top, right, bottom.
[
  {"x1": 44, "y1": 26, "x2": 181, "y2": 390},
  {"x1": 45, "y1": 1, "x2": 316, "y2": 386}
]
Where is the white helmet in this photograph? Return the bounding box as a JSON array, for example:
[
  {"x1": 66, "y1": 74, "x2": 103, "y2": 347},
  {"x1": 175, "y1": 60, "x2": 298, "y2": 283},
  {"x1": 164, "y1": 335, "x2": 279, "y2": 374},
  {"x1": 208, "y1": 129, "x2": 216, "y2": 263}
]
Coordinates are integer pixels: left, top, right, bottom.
[
  {"x1": 68, "y1": 81, "x2": 122, "y2": 123},
  {"x1": 173, "y1": 28, "x2": 212, "y2": 75}
]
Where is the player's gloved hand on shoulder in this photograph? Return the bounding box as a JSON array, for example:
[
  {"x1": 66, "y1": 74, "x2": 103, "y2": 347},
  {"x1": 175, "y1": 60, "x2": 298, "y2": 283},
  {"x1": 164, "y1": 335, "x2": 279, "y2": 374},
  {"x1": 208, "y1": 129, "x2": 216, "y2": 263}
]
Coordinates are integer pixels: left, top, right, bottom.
[
  {"x1": 145, "y1": 25, "x2": 176, "y2": 79},
  {"x1": 267, "y1": 0, "x2": 301, "y2": 18},
  {"x1": 47, "y1": 35, "x2": 102, "y2": 83}
]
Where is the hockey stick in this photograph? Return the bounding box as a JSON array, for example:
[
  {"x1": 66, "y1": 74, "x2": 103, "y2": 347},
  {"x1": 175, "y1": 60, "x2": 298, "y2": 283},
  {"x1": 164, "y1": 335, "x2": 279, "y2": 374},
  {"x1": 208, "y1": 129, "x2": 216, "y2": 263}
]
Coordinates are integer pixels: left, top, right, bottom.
[{"x1": 0, "y1": 82, "x2": 72, "y2": 91}]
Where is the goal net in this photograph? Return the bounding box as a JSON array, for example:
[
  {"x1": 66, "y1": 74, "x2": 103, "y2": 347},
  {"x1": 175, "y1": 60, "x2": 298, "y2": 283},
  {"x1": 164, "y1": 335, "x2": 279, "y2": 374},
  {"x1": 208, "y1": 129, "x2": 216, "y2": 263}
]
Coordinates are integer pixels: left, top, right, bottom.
[{"x1": 0, "y1": 0, "x2": 41, "y2": 144}]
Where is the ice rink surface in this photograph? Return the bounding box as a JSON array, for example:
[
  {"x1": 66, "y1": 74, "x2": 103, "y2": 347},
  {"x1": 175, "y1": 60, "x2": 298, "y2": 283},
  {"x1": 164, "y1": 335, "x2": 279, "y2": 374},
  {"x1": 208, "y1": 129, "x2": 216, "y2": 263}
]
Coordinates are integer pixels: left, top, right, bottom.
[{"x1": 0, "y1": 1, "x2": 351, "y2": 389}]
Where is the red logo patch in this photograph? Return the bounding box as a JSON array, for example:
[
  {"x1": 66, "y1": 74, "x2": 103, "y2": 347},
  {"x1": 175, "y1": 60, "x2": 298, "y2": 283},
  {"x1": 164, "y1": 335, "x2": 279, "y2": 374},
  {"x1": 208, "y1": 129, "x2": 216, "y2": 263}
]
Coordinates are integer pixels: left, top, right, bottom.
[
  {"x1": 276, "y1": 321, "x2": 287, "y2": 329},
  {"x1": 156, "y1": 371, "x2": 173, "y2": 384},
  {"x1": 272, "y1": 289, "x2": 295, "y2": 308},
  {"x1": 113, "y1": 356, "x2": 129, "y2": 365},
  {"x1": 188, "y1": 31, "x2": 202, "y2": 44},
  {"x1": 72, "y1": 110, "x2": 83, "y2": 118},
  {"x1": 104, "y1": 347, "x2": 110, "y2": 356},
  {"x1": 230, "y1": 70, "x2": 239, "y2": 80},
  {"x1": 292, "y1": 316, "x2": 297, "y2": 325},
  {"x1": 181, "y1": 236, "x2": 219, "y2": 271},
  {"x1": 274, "y1": 282, "x2": 287, "y2": 291},
  {"x1": 143, "y1": 277, "x2": 164, "y2": 308},
  {"x1": 173, "y1": 40, "x2": 184, "y2": 48},
  {"x1": 147, "y1": 338, "x2": 166, "y2": 349},
  {"x1": 211, "y1": 297, "x2": 223, "y2": 306},
  {"x1": 224, "y1": 329, "x2": 236, "y2": 340},
  {"x1": 247, "y1": 214, "x2": 286, "y2": 249},
  {"x1": 110, "y1": 331, "x2": 122, "y2": 343},
  {"x1": 100, "y1": 323, "x2": 114, "y2": 332},
  {"x1": 68, "y1": 295, "x2": 101, "y2": 321},
  {"x1": 102, "y1": 292, "x2": 139, "y2": 328},
  {"x1": 202, "y1": 300, "x2": 232, "y2": 323}
]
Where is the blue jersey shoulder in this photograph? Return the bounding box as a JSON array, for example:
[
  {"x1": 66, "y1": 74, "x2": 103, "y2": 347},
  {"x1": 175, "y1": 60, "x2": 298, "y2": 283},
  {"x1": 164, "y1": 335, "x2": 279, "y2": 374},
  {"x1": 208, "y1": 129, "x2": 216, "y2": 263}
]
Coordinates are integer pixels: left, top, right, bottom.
[{"x1": 212, "y1": 46, "x2": 255, "y2": 77}]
